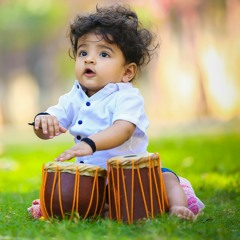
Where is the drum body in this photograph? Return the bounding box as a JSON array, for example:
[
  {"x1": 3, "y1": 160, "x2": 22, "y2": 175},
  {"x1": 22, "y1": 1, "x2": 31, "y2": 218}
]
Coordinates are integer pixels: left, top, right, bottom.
[
  {"x1": 107, "y1": 153, "x2": 169, "y2": 223},
  {"x1": 40, "y1": 162, "x2": 107, "y2": 219}
]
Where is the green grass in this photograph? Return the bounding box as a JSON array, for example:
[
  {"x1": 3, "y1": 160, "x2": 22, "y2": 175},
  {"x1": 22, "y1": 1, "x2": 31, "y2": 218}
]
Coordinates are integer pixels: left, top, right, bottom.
[{"x1": 0, "y1": 130, "x2": 240, "y2": 240}]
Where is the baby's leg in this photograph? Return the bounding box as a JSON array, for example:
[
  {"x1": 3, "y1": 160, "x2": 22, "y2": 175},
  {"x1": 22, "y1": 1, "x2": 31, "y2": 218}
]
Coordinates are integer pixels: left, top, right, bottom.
[
  {"x1": 163, "y1": 172, "x2": 196, "y2": 221},
  {"x1": 179, "y1": 177, "x2": 205, "y2": 215}
]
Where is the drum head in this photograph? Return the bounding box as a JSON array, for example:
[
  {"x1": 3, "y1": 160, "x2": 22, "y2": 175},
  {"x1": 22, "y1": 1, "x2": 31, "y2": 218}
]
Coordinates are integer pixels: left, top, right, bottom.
[
  {"x1": 107, "y1": 153, "x2": 159, "y2": 169},
  {"x1": 43, "y1": 162, "x2": 107, "y2": 177}
]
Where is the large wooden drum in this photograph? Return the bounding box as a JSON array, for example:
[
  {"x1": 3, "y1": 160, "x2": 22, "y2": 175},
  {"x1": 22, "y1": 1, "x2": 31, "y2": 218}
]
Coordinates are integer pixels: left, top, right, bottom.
[
  {"x1": 40, "y1": 162, "x2": 107, "y2": 220},
  {"x1": 107, "y1": 153, "x2": 169, "y2": 223}
]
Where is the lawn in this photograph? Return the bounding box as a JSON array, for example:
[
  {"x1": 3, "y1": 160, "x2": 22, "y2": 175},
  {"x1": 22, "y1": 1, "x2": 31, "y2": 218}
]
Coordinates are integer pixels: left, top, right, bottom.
[{"x1": 0, "y1": 125, "x2": 239, "y2": 240}]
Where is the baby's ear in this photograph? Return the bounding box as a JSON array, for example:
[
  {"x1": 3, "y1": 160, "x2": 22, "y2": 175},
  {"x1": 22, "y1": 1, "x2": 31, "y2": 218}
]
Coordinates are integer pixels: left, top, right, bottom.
[{"x1": 122, "y1": 63, "x2": 137, "y2": 82}]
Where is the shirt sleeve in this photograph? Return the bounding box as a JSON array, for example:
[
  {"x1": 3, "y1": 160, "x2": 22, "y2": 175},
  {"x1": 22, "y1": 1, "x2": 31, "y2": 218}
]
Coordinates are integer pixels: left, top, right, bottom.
[
  {"x1": 112, "y1": 88, "x2": 149, "y2": 134},
  {"x1": 46, "y1": 85, "x2": 77, "y2": 129}
]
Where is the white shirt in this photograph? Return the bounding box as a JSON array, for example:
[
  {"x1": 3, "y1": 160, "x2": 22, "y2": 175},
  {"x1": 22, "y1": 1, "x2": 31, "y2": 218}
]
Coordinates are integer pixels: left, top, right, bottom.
[{"x1": 46, "y1": 80, "x2": 149, "y2": 169}]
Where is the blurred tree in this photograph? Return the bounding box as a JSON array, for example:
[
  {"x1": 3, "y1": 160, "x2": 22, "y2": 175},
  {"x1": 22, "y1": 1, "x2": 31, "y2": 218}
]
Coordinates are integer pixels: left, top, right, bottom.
[
  {"x1": 0, "y1": 0, "x2": 69, "y2": 123},
  {"x1": 0, "y1": 0, "x2": 239, "y2": 126}
]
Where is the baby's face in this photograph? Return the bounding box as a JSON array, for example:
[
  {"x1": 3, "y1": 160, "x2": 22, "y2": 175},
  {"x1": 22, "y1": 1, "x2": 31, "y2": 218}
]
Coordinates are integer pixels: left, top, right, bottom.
[{"x1": 75, "y1": 33, "x2": 129, "y2": 97}]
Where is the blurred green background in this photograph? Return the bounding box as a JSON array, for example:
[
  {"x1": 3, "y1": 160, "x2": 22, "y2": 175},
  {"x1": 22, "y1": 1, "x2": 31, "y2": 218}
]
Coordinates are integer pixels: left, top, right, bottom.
[{"x1": 0, "y1": 0, "x2": 240, "y2": 130}]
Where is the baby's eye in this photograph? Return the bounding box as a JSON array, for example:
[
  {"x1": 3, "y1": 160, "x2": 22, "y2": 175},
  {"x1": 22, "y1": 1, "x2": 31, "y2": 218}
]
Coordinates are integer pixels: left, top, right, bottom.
[
  {"x1": 79, "y1": 50, "x2": 87, "y2": 57},
  {"x1": 100, "y1": 52, "x2": 109, "y2": 58}
]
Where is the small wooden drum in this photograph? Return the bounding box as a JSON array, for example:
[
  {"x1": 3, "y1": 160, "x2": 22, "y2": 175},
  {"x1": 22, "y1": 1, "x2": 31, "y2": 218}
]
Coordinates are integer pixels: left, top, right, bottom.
[
  {"x1": 40, "y1": 162, "x2": 107, "y2": 220},
  {"x1": 107, "y1": 153, "x2": 169, "y2": 223}
]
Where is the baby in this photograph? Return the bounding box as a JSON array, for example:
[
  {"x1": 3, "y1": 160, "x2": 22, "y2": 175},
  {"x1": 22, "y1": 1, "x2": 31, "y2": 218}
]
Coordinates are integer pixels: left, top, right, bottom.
[{"x1": 30, "y1": 5, "x2": 204, "y2": 221}]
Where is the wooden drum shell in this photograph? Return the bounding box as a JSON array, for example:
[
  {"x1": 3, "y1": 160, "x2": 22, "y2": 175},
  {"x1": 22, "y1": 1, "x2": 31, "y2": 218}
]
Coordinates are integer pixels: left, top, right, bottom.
[
  {"x1": 107, "y1": 153, "x2": 169, "y2": 223},
  {"x1": 40, "y1": 162, "x2": 107, "y2": 220}
]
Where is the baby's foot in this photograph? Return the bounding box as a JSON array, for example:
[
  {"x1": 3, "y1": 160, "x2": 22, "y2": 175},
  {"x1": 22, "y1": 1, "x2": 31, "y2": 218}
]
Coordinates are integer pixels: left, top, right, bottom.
[{"x1": 170, "y1": 205, "x2": 196, "y2": 221}]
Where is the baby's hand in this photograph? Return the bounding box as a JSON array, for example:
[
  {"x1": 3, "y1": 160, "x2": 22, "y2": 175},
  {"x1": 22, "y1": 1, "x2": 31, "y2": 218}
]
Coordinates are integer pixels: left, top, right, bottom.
[
  {"x1": 34, "y1": 114, "x2": 67, "y2": 139},
  {"x1": 55, "y1": 141, "x2": 93, "y2": 161}
]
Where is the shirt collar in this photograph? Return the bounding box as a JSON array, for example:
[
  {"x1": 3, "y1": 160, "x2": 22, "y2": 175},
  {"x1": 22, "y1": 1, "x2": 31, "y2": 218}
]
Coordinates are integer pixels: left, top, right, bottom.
[{"x1": 75, "y1": 81, "x2": 133, "y2": 100}]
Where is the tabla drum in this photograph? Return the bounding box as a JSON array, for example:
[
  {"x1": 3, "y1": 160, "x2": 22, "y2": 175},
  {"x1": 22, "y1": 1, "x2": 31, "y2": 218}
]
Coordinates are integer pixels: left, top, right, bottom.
[
  {"x1": 40, "y1": 162, "x2": 107, "y2": 220},
  {"x1": 107, "y1": 153, "x2": 169, "y2": 223}
]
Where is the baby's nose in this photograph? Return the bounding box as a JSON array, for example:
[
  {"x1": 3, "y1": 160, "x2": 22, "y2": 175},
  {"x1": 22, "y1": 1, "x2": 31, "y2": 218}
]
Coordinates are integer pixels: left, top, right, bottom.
[{"x1": 84, "y1": 58, "x2": 95, "y2": 64}]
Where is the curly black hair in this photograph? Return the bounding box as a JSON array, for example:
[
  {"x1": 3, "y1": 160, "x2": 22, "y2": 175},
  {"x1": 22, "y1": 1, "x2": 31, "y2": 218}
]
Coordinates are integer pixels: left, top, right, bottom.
[{"x1": 69, "y1": 4, "x2": 158, "y2": 69}]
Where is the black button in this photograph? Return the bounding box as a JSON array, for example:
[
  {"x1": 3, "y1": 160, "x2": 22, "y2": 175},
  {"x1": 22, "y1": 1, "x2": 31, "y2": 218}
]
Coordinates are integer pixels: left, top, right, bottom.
[
  {"x1": 80, "y1": 161, "x2": 84, "y2": 163},
  {"x1": 78, "y1": 120, "x2": 83, "y2": 125},
  {"x1": 76, "y1": 135, "x2": 81, "y2": 140},
  {"x1": 86, "y1": 102, "x2": 91, "y2": 106},
  {"x1": 77, "y1": 85, "x2": 79, "y2": 89}
]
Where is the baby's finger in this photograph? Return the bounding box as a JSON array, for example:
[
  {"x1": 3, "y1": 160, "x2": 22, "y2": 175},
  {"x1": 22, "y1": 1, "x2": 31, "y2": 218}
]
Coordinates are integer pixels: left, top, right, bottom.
[
  {"x1": 59, "y1": 125, "x2": 67, "y2": 133},
  {"x1": 53, "y1": 117, "x2": 61, "y2": 136},
  {"x1": 55, "y1": 151, "x2": 75, "y2": 161},
  {"x1": 34, "y1": 116, "x2": 41, "y2": 130},
  {"x1": 40, "y1": 117, "x2": 49, "y2": 134},
  {"x1": 47, "y1": 117, "x2": 56, "y2": 138},
  {"x1": 35, "y1": 116, "x2": 48, "y2": 134}
]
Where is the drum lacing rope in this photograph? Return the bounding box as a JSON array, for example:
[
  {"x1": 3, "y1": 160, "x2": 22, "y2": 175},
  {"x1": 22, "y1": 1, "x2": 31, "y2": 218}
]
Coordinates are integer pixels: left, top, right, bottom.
[
  {"x1": 41, "y1": 164, "x2": 106, "y2": 220},
  {"x1": 83, "y1": 167, "x2": 99, "y2": 220},
  {"x1": 107, "y1": 164, "x2": 112, "y2": 219},
  {"x1": 136, "y1": 164, "x2": 149, "y2": 219},
  {"x1": 99, "y1": 175, "x2": 107, "y2": 216},
  {"x1": 131, "y1": 160, "x2": 134, "y2": 223},
  {"x1": 109, "y1": 160, "x2": 134, "y2": 223},
  {"x1": 58, "y1": 170, "x2": 64, "y2": 218},
  {"x1": 151, "y1": 157, "x2": 163, "y2": 212},
  {"x1": 108, "y1": 153, "x2": 169, "y2": 223},
  {"x1": 70, "y1": 166, "x2": 80, "y2": 220},
  {"x1": 121, "y1": 167, "x2": 130, "y2": 224},
  {"x1": 74, "y1": 168, "x2": 80, "y2": 217},
  {"x1": 49, "y1": 166, "x2": 58, "y2": 218},
  {"x1": 148, "y1": 156, "x2": 154, "y2": 218},
  {"x1": 110, "y1": 165, "x2": 119, "y2": 220},
  {"x1": 117, "y1": 161, "x2": 121, "y2": 219},
  {"x1": 156, "y1": 153, "x2": 169, "y2": 211},
  {"x1": 93, "y1": 168, "x2": 99, "y2": 217},
  {"x1": 46, "y1": 166, "x2": 65, "y2": 219},
  {"x1": 40, "y1": 166, "x2": 50, "y2": 218}
]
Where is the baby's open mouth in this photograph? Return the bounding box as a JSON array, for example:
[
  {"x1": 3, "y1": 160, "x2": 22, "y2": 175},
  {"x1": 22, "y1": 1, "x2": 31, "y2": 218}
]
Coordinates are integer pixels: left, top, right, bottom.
[{"x1": 84, "y1": 68, "x2": 95, "y2": 74}]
